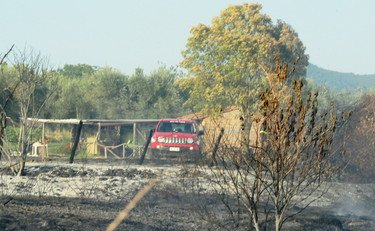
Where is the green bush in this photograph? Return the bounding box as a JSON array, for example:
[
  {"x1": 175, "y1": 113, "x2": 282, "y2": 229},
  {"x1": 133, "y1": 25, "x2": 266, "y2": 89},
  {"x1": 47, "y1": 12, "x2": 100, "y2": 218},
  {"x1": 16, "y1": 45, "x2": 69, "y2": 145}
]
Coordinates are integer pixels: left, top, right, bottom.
[
  {"x1": 5, "y1": 126, "x2": 19, "y2": 143},
  {"x1": 5, "y1": 126, "x2": 43, "y2": 143}
]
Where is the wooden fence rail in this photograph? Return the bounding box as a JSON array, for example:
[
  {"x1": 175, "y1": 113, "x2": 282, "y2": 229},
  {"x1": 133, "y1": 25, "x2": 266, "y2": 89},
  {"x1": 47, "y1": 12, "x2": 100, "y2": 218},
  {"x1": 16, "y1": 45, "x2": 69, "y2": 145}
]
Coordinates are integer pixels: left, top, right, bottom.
[{"x1": 97, "y1": 143, "x2": 140, "y2": 159}]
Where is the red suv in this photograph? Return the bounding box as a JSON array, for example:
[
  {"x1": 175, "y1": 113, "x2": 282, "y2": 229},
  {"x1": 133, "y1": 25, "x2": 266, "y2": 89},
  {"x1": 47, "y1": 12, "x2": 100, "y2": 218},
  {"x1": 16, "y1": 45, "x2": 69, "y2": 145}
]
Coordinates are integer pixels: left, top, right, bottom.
[{"x1": 149, "y1": 119, "x2": 203, "y2": 157}]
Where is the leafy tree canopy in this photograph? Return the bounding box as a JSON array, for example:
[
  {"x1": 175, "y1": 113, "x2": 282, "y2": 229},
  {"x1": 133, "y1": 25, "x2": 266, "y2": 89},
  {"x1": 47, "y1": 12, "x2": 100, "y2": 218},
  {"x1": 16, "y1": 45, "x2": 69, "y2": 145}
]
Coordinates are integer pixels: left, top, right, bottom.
[
  {"x1": 58, "y1": 63, "x2": 97, "y2": 78},
  {"x1": 178, "y1": 3, "x2": 308, "y2": 114},
  {"x1": 45, "y1": 65, "x2": 187, "y2": 120}
]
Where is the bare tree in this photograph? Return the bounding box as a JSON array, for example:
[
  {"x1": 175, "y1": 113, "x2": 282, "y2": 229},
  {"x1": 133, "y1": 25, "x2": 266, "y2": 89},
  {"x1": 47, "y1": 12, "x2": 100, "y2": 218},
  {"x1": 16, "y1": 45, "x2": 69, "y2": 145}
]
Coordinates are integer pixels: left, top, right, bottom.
[
  {"x1": 196, "y1": 63, "x2": 345, "y2": 230},
  {"x1": 10, "y1": 47, "x2": 56, "y2": 175},
  {"x1": 0, "y1": 45, "x2": 15, "y2": 160}
]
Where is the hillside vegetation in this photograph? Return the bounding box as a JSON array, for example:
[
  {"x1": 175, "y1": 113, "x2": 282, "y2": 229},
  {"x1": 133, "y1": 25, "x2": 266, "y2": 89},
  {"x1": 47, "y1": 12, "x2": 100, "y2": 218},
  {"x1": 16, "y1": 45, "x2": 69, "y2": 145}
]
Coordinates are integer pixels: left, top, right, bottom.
[{"x1": 307, "y1": 63, "x2": 375, "y2": 90}]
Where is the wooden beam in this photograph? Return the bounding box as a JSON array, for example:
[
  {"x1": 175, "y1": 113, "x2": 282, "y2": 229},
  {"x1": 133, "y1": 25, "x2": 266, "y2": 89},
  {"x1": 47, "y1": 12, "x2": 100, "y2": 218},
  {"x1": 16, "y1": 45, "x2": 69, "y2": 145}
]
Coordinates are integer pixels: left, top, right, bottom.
[
  {"x1": 27, "y1": 118, "x2": 160, "y2": 125},
  {"x1": 27, "y1": 118, "x2": 82, "y2": 125}
]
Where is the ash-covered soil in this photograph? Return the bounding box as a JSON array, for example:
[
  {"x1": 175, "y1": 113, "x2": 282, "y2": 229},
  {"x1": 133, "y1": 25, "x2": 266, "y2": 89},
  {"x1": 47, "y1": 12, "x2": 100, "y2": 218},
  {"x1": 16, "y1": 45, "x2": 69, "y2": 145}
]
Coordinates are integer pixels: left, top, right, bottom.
[{"x1": 0, "y1": 158, "x2": 374, "y2": 230}]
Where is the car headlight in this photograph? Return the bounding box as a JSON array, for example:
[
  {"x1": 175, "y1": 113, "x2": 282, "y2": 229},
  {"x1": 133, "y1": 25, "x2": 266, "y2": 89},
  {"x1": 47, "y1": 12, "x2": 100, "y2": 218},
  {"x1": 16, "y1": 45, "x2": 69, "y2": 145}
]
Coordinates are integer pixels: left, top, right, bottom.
[
  {"x1": 157, "y1": 136, "x2": 166, "y2": 143},
  {"x1": 187, "y1": 138, "x2": 194, "y2": 144}
]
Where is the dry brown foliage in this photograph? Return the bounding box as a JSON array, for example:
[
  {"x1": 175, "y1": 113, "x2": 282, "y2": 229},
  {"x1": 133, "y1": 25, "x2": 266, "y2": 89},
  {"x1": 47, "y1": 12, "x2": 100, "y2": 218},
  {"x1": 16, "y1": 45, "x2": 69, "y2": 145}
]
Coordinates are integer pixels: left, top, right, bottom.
[{"x1": 197, "y1": 62, "x2": 343, "y2": 231}]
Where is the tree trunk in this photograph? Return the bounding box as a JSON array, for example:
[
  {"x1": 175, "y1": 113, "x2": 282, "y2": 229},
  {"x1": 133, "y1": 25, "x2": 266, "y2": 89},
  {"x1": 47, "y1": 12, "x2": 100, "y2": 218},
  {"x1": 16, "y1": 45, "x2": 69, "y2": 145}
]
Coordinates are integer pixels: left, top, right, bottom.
[
  {"x1": 0, "y1": 110, "x2": 6, "y2": 159},
  {"x1": 211, "y1": 128, "x2": 224, "y2": 166},
  {"x1": 240, "y1": 109, "x2": 252, "y2": 158},
  {"x1": 252, "y1": 213, "x2": 261, "y2": 231},
  {"x1": 275, "y1": 214, "x2": 282, "y2": 231},
  {"x1": 17, "y1": 142, "x2": 28, "y2": 176},
  {"x1": 17, "y1": 160, "x2": 26, "y2": 176}
]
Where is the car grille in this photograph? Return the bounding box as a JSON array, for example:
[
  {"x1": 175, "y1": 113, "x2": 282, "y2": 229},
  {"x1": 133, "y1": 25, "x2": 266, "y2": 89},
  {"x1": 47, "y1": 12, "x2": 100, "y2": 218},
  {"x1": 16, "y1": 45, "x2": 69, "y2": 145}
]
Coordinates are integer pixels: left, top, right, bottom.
[{"x1": 164, "y1": 137, "x2": 188, "y2": 144}]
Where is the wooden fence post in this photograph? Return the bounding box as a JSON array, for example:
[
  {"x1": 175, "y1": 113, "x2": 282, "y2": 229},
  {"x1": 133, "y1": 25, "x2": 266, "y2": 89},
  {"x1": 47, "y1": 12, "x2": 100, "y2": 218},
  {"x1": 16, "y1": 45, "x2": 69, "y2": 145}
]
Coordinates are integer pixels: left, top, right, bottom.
[
  {"x1": 69, "y1": 120, "x2": 83, "y2": 164},
  {"x1": 139, "y1": 129, "x2": 154, "y2": 165}
]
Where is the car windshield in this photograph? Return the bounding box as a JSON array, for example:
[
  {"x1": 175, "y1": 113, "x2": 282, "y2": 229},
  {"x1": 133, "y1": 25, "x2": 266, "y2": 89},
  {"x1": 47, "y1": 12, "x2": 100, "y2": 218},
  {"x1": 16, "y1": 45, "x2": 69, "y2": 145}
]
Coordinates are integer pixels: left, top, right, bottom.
[{"x1": 157, "y1": 122, "x2": 195, "y2": 133}]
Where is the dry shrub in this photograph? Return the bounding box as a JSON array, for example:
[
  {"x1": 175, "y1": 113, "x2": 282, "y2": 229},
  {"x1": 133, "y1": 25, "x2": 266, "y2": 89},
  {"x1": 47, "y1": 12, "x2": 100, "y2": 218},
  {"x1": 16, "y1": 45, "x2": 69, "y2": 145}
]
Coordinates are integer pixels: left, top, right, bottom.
[
  {"x1": 341, "y1": 92, "x2": 375, "y2": 182},
  {"x1": 194, "y1": 62, "x2": 345, "y2": 231}
]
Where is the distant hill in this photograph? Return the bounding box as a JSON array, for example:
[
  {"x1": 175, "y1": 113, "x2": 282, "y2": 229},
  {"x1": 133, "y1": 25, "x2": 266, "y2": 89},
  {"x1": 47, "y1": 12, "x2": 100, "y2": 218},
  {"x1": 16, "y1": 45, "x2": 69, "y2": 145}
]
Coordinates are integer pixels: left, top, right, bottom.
[{"x1": 306, "y1": 64, "x2": 375, "y2": 90}]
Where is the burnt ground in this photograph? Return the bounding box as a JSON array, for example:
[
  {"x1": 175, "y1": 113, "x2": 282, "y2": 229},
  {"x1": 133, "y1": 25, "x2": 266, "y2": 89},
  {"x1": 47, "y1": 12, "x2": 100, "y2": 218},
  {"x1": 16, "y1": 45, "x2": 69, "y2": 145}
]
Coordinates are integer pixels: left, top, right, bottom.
[
  {"x1": 2, "y1": 194, "x2": 375, "y2": 231},
  {"x1": 0, "y1": 158, "x2": 374, "y2": 231},
  {"x1": 0, "y1": 191, "x2": 208, "y2": 231}
]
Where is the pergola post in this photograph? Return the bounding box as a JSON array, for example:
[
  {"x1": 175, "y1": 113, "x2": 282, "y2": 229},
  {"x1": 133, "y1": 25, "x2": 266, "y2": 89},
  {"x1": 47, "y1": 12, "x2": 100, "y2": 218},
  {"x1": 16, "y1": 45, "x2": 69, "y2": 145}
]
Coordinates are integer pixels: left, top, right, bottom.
[
  {"x1": 42, "y1": 122, "x2": 45, "y2": 143},
  {"x1": 133, "y1": 123, "x2": 137, "y2": 145}
]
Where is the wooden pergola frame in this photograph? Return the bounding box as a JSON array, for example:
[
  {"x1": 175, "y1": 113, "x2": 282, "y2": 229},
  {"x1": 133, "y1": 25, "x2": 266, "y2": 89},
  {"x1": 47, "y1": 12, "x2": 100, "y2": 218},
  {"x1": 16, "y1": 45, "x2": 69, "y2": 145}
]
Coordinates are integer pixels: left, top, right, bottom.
[
  {"x1": 26, "y1": 118, "x2": 160, "y2": 162},
  {"x1": 27, "y1": 118, "x2": 159, "y2": 145}
]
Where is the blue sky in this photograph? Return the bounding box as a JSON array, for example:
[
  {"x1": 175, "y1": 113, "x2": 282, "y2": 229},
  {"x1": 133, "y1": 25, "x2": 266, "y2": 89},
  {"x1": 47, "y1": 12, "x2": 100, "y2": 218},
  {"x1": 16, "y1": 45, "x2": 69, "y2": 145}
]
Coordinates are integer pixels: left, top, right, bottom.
[{"x1": 1, "y1": 0, "x2": 374, "y2": 75}]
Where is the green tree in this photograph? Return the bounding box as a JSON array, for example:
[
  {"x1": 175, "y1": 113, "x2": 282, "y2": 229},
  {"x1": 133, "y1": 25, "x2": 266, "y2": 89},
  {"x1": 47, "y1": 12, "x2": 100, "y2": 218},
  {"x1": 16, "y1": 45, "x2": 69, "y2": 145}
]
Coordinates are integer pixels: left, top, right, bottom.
[
  {"x1": 0, "y1": 63, "x2": 19, "y2": 120},
  {"x1": 47, "y1": 64, "x2": 99, "y2": 119},
  {"x1": 86, "y1": 67, "x2": 128, "y2": 119},
  {"x1": 0, "y1": 45, "x2": 15, "y2": 160},
  {"x1": 127, "y1": 68, "x2": 149, "y2": 118},
  {"x1": 126, "y1": 67, "x2": 186, "y2": 118},
  {"x1": 49, "y1": 76, "x2": 93, "y2": 119},
  {"x1": 58, "y1": 63, "x2": 97, "y2": 78},
  {"x1": 179, "y1": 3, "x2": 308, "y2": 115},
  {"x1": 46, "y1": 65, "x2": 187, "y2": 120},
  {"x1": 138, "y1": 67, "x2": 185, "y2": 118}
]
